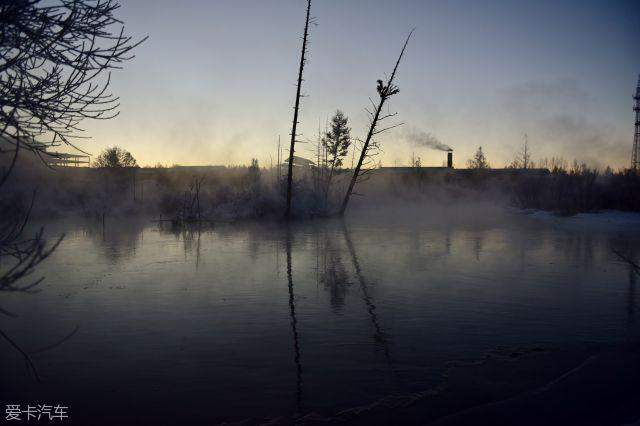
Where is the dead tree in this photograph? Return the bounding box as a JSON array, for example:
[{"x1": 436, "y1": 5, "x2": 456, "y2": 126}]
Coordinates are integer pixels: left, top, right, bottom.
[
  {"x1": 177, "y1": 175, "x2": 205, "y2": 224},
  {"x1": 0, "y1": 0, "x2": 145, "y2": 287},
  {"x1": 0, "y1": 0, "x2": 144, "y2": 378},
  {"x1": 1, "y1": 0, "x2": 145, "y2": 289},
  {"x1": 285, "y1": 0, "x2": 313, "y2": 220},
  {"x1": 508, "y1": 134, "x2": 532, "y2": 169},
  {"x1": 0, "y1": 1, "x2": 146, "y2": 160},
  {"x1": 339, "y1": 31, "x2": 413, "y2": 216}
]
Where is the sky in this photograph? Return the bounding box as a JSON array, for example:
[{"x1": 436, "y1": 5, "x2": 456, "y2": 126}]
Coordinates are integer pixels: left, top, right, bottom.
[{"x1": 80, "y1": 0, "x2": 640, "y2": 169}]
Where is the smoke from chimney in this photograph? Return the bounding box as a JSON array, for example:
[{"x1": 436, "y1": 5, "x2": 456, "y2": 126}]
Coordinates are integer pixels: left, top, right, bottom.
[{"x1": 404, "y1": 129, "x2": 452, "y2": 152}]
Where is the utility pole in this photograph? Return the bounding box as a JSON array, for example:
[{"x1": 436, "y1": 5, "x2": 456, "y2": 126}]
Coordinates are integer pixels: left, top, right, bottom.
[{"x1": 632, "y1": 74, "x2": 640, "y2": 170}]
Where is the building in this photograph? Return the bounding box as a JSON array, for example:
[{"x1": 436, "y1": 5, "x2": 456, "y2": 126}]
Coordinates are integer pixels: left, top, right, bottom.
[{"x1": 0, "y1": 135, "x2": 90, "y2": 167}]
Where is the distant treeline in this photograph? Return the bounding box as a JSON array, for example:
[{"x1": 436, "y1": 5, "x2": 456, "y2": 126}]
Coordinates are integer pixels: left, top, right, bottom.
[
  {"x1": 2, "y1": 156, "x2": 640, "y2": 223},
  {"x1": 510, "y1": 165, "x2": 640, "y2": 215},
  {"x1": 396, "y1": 161, "x2": 640, "y2": 215}
]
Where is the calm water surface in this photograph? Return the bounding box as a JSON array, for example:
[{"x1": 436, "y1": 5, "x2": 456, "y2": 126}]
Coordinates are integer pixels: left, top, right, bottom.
[{"x1": 2, "y1": 209, "x2": 640, "y2": 422}]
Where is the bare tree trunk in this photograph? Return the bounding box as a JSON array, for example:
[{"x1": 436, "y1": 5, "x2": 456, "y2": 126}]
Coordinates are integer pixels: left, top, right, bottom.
[
  {"x1": 339, "y1": 106, "x2": 383, "y2": 216},
  {"x1": 285, "y1": 0, "x2": 312, "y2": 220},
  {"x1": 324, "y1": 159, "x2": 336, "y2": 204},
  {"x1": 339, "y1": 31, "x2": 413, "y2": 216},
  {"x1": 277, "y1": 135, "x2": 281, "y2": 182},
  {"x1": 316, "y1": 120, "x2": 321, "y2": 196}
]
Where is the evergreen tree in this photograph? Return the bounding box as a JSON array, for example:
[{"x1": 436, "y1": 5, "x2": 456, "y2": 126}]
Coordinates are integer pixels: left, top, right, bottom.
[
  {"x1": 467, "y1": 146, "x2": 490, "y2": 169},
  {"x1": 322, "y1": 110, "x2": 351, "y2": 200}
]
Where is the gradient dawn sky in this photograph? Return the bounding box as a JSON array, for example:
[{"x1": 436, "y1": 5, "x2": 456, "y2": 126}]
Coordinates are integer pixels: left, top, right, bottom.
[{"x1": 81, "y1": 0, "x2": 640, "y2": 168}]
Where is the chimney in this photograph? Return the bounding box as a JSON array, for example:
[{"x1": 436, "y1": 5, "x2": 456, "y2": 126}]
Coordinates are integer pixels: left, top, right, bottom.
[{"x1": 447, "y1": 150, "x2": 453, "y2": 168}]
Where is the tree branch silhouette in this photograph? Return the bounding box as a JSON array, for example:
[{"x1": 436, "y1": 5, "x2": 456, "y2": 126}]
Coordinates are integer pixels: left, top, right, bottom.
[
  {"x1": 340, "y1": 30, "x2": 413, "y2": 215},
  {"x1": 285, "y1": 0, "x2": 312, "y2": 219}
]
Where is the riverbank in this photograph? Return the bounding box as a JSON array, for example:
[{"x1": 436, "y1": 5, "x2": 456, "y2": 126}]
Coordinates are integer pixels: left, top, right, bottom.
[{"x1": 3, "y1": 160, "x2": 639, "y2": 223}]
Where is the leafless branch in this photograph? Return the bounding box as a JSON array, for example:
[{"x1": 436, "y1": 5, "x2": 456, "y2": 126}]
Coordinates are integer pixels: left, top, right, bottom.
[{"x1": 0, "y1": 0, "x2": 147, "y2": 158}]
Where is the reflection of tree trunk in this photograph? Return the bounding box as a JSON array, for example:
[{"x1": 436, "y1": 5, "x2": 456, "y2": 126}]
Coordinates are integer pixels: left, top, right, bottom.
[
  {"x1": 285, "y1": 227, "x2": 303, "y2": 413},
  {"x1": 625, "y1": 246, "x2": 638, "y2": 325},
  {"x1": 341, "y1": 222, "x2": 392, "y2": 367},
  {"x1": 473, "y1": 233, "x2": 483, "y2": 261},
  {"x1": 628, "y1": 264, "x2": 636, "y2": 323},
  {"x1": 612, "y1": 247, "x2": 639, "y2": 325},
  {"x1": 319, "y1": 236, "x2": 350, "y2": 312},
  {"x1": 195, "y1": 226, "x2": 201, "y2": 270}
]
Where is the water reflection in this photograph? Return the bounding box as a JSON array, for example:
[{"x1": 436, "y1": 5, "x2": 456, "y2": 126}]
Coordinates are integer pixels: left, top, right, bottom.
[
  {"x1": 285, "y1": 226, "x2": 303, "y2": 414},
  {"x1": 621, "y1": 245, "x2": 639, "y2": 324},
  {"x1": 608, "y1": 241, "x2": 639, "y2": 325},
  {"x1": 319, "y1": 237, "x2": 352, "y2": 313},
  {"x1": 445, "y1": 224, "x2": 452, "y2": 256},
  {"x1": 629, "y1": 264, "x2": 637, "y2": 322},
  {"x1": 84, "y1": 217, "x2": 145, "y2": 265},
  {"x1": 472, "y1": 231, "x2": 484, "y2": 261},
  {"x1": 342, "y1": 223, "x2": 394, "y2": 371},
  {"x1": 175, "y1": 225, "x2": 203, "y2": 268},
  {"x1": 7, "y1": 212, "x2": 639, "y2": 423}
]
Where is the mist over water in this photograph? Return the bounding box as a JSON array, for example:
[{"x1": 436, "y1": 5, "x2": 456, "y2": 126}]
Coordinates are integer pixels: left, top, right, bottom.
[{"x1": 2, "y1": 208, "x2": 639, "y2": 422}]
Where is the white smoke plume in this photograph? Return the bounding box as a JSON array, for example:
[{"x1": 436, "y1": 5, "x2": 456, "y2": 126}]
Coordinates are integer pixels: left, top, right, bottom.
[{"x1": 404, "y1": 128, "x2": 452, "y2": 152}]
